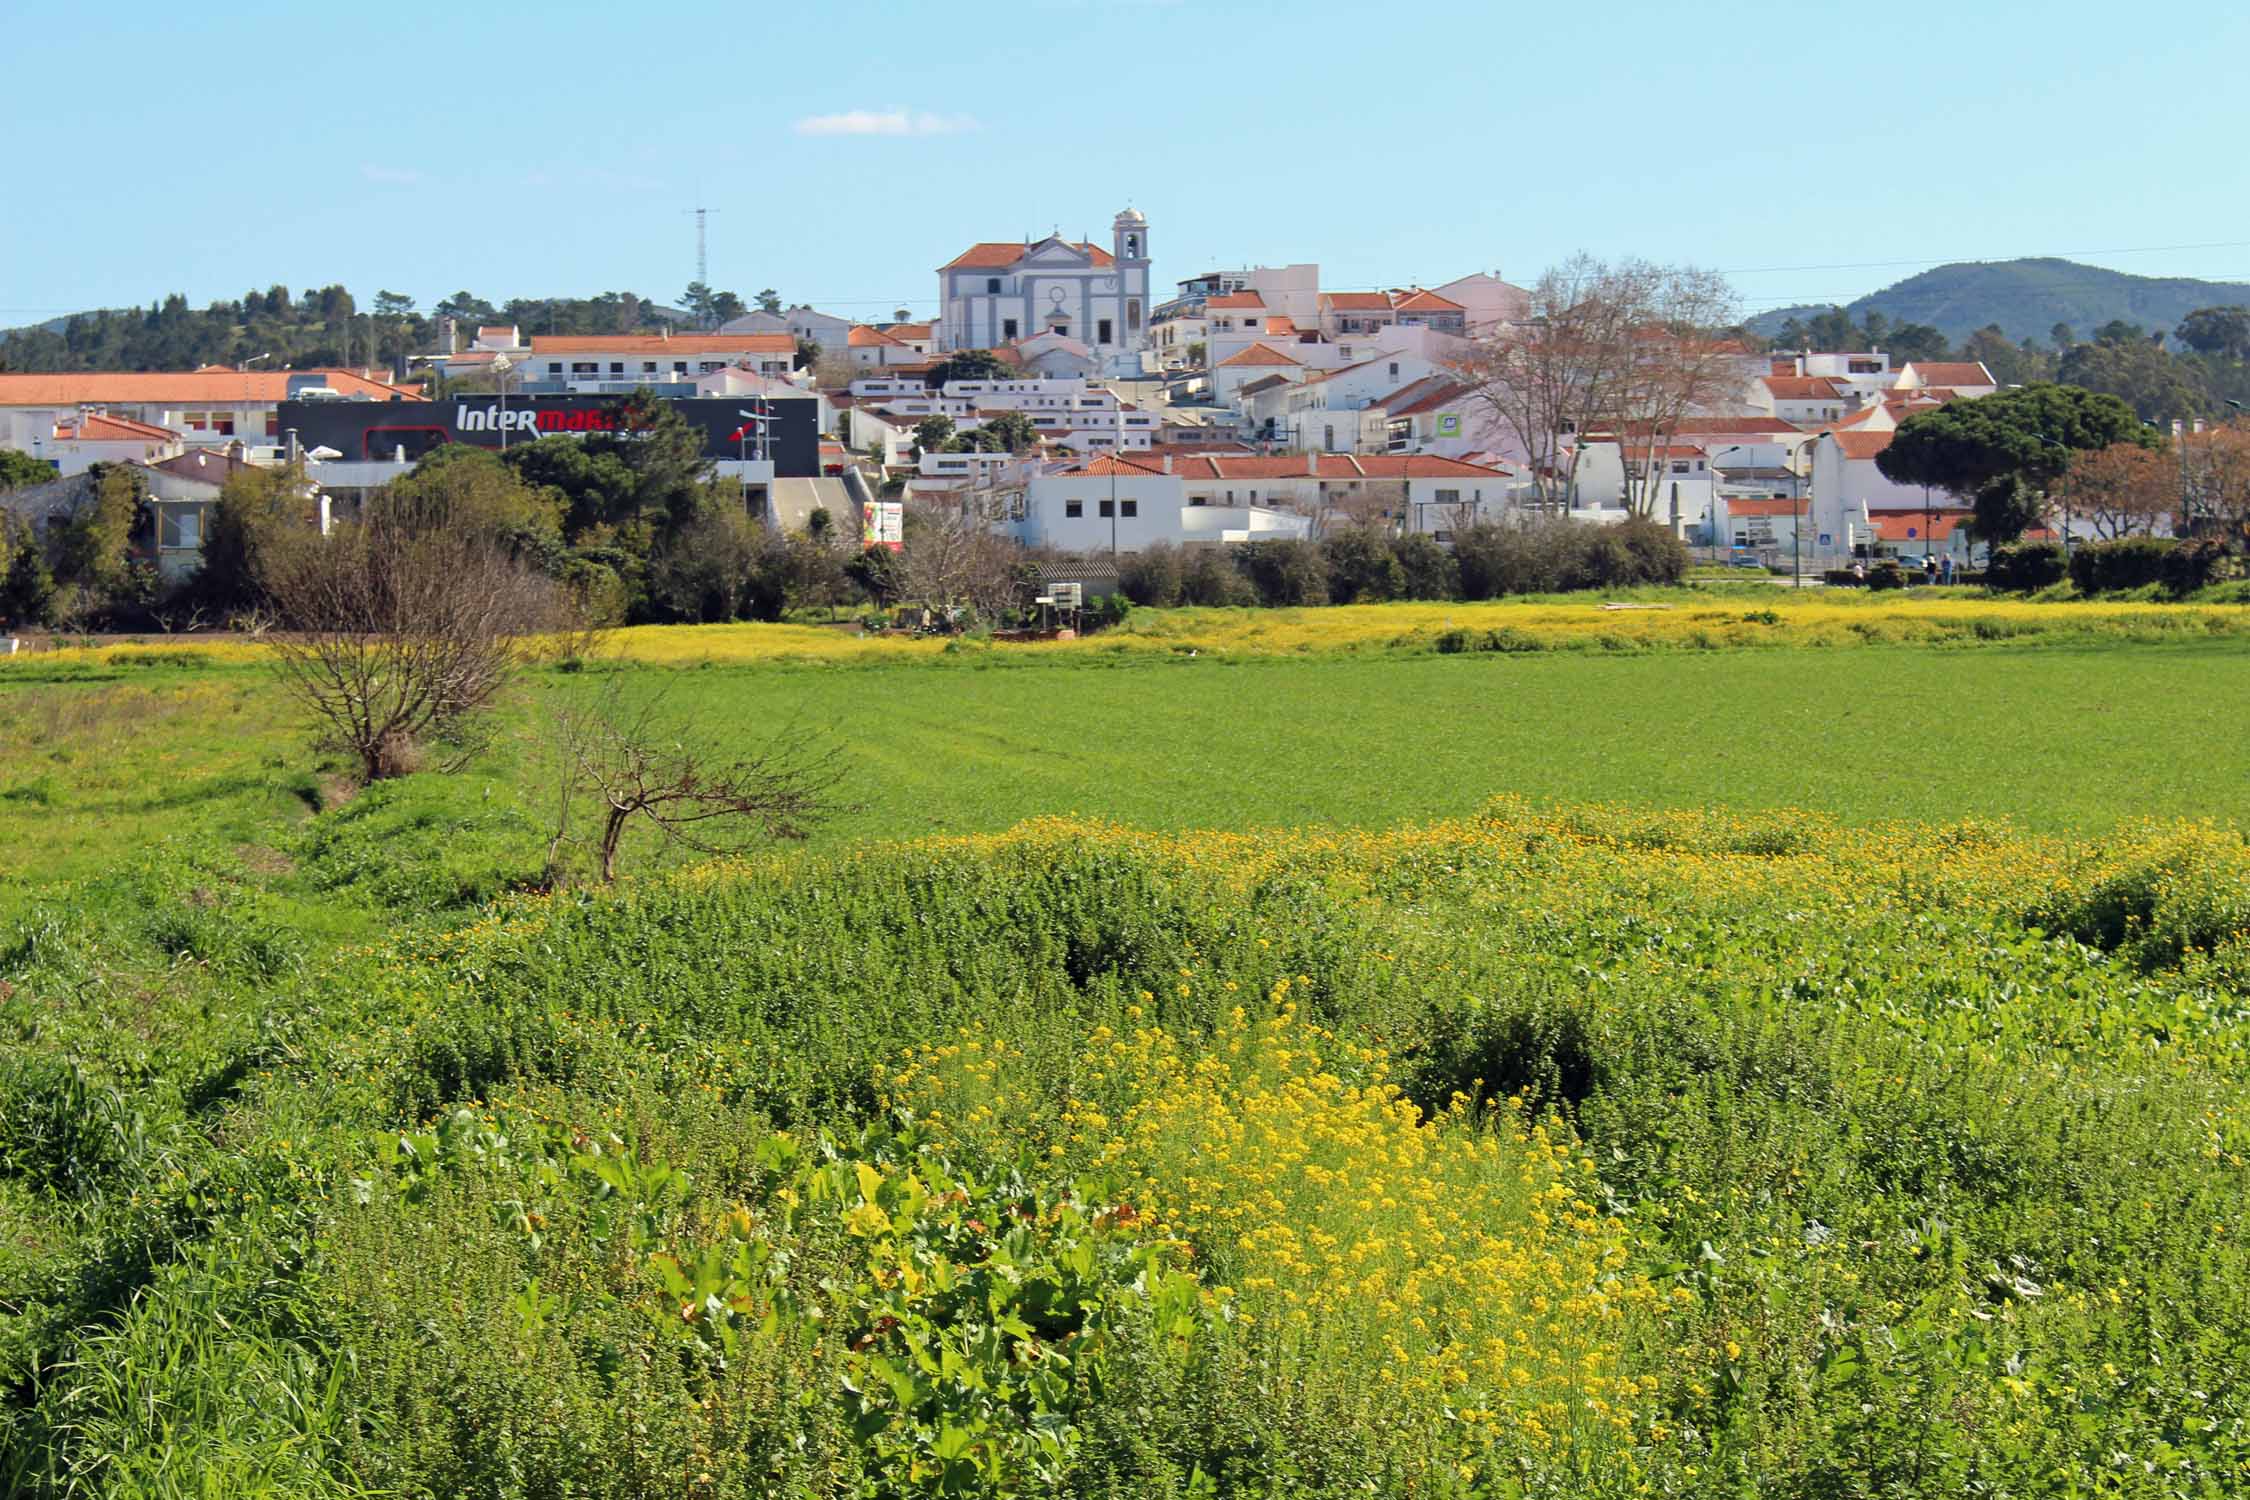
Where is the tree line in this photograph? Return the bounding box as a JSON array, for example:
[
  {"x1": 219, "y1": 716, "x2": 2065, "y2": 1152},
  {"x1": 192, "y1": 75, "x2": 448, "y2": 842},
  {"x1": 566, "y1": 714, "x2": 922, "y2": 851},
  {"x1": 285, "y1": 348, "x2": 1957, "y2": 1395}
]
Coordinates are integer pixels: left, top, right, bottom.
[
  {"x1": 0, "y1": 283, "x2": 791, "y2": 376},
  {"x1": 1768, "y1": 305, "x2": 2250, "y2": 422}
]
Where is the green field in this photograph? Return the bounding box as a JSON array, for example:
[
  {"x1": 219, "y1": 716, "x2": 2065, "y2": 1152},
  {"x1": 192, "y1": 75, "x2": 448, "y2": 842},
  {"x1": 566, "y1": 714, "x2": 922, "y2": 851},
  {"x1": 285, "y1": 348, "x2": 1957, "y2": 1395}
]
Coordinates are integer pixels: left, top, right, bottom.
[{"x1": 4, "y1": 619, "x2": 2250, "y2": 1496}]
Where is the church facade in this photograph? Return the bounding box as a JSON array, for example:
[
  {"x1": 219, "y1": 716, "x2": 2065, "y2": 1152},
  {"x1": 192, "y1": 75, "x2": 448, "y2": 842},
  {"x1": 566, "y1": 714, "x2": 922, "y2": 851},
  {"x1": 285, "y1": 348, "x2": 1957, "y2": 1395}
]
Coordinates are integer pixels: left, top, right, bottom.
[{"x1": 936, "y1": 209, "x2": 1152, "y2": 375}]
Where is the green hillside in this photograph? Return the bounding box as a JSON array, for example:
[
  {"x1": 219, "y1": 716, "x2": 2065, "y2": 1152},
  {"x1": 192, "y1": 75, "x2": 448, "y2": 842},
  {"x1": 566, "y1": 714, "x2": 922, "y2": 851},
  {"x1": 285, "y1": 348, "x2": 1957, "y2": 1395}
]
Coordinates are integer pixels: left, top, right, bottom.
[{"x1": 1751, "y1": 257, "x2": 2250, "y2": 344}]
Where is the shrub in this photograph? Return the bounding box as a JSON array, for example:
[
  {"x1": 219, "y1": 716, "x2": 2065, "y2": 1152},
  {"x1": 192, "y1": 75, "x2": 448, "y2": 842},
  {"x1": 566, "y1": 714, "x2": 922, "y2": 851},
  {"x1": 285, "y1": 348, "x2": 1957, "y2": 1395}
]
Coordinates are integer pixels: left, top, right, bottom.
[
  {"x1": 1319, "y1": 526, "x2": 1405, "y2": 604},
  {"x1": 1606, "y1": 516, "x2": 1690, "y2": 586},
  {"x1": 1178, "y1": 547, "x2": 1255, "y2": 607},
  {"x1": 2068, "y1": 535, "x2": 2175, "y2": 594},
  {"x1": 1118, "y1": 543, "x2": 1183, "y2": 608},
  {"x1": 1866, "y1": 561, "x2": 1910, "y2": 591},
  {"x1": 2162, "y1": 536, "x2": 2239, "y2": 595},
  {"x1": 1987, "y1": 540, "x2": 2068, "y2": 591},
  {"x1": 1390, "y1": 533, "x2": 1458, "y2": 600},
  {"x1": 1232, "y1": 538, "x2": 1329, "y2": 606}
]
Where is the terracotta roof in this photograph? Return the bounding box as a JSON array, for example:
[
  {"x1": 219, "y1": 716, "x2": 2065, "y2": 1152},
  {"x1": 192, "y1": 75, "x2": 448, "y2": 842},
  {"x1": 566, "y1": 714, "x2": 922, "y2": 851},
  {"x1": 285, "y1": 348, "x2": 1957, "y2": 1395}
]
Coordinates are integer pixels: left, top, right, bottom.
[
  {"x1": 1600, "y1": 416, "x2": 1802, "y2": 438},
  {"x1": 54, "y1": 412, "x2": 177, "y2": 443},
  {"x1": 1723, "y1": 496, "x2": 1806, "y2": 517},
  {"x1": 848, "y1": 325, "x2": 906, "y2": 348},
  {"x1": 1613, "y1": 443, "x2": 1709, "y2": 460},
  {"x1": 941, "y1": 240, "x2": 1115, "y2": 271},
  {"x1": 1262, "y1": 316, "x2": 1297, "y2": 335},
  {"x1": 1762, "y1": 376, "x2": 1846, "y2": 401},
  {"x1": 1218, "y1": 343, "x2": 1303, "y2": 368},
  {"x1": 883, "y1": 322, "x2": 934, "y2": 340},
  {"x1": 1066, "y1": 453, "x2": 1512, "y2": 481},
  {"x1": 1321, "y1": 292, "x2": 1393, "y2": 311},
  {"x1": 1869, "y1": 511, "x2": 1971, "y2": 542},
  {"x1": 1389, "y1": 288, "x2": 1465, "y2": 313},
  {"x1": 475, "y1": 326, "x2": 514, "y2": 338},
  {"x1": 1386, "y1": 381, "x2": 1471, "y2": 418},
  {"x1": 1903, "y1": 362, "x2": 1995, "y2": 387},
  {"x1": 1235, "y1": 374, "x2": 1294, "y2": 396},
  {"x1": 528, "y1": 333, "x2": 795, "y2": 355},
  {"x1": 0, "y1": 369, "x2": 424, "y2": 405},
  {"x1": 1830, "y1": 431, "x2": 1894, "y2": 461},
  {"x1": 1205, "y1": 292, "x2": 1267, "y2": 310}
]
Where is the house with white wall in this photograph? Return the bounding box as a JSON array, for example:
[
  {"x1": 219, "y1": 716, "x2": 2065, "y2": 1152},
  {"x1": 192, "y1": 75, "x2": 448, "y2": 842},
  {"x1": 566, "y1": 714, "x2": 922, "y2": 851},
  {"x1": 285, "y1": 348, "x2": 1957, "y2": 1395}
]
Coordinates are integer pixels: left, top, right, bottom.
[{"x1": 523, "y1": 333, "x2": 796, "y2": 391}]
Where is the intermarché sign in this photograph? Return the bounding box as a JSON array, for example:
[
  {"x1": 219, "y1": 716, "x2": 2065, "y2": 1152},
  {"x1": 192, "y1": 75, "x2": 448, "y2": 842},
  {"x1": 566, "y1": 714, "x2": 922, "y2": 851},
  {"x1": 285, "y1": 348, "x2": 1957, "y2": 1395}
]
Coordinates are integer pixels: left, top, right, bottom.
[{"x1": 275, "y1": 395, "x2": 818, "y2": 475}]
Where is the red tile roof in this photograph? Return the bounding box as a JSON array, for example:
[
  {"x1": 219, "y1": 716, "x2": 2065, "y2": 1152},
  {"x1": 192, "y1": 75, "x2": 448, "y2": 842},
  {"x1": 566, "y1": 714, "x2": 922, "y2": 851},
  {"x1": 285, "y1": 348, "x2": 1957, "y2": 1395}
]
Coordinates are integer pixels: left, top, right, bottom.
[
  {"x1": 1389, "y1": 288, "x2": 1465, "y2": 313},
  {"x1": 1205, "y1": 291, "x2": 1267, "y2": 310},
  {"x1": 1320, "y1": 291, "x2": 1393, "y2": 311},
  {"x1": 1218, "y1": 343, "x2": 1303, "y2": 368},
  {"x1": 53, "y1": 412, "x2": 177, "y2": 443},
  {"x1": 1262, "y1": 316, "x2": 1297, "y2": 335},
  {"x1": 1234, "y1": 374, "x2": 1295, "y2": 396},
  {"x1": 0, "y1": 369, "x2": 424, "y2": 405},
  {"x1": 1869, "y1": 511, "x2": 1971, "y2": 542},
  {"x1": 1903, "y1": 362, "x2": 1995, "y2": 387},
  {"x1": 1065, "y1": 453, "x2": 1511, "y2": 481},
  {"x1": 1385, "y1": 381, "x2": 1471, "y2": 417},
  {"x1": 1830, "y1": 431, "x2": 1894, "y2": 460},
  {"x1": 529, "y1": 333, "x2": 795, "y2": 355},
  {"x1": 883, "y1": 322, "x2": 934, "y2": 340},
  {"x1": 1612, "y1": 443, "x2": 1708, "y2": 460},
  {"x1": 1723, "y1": 496, "x2": 1806, "y2": 517},
  {"x1": 1762, "y1": 376, "x2": 1846, "y2": 401},
  {"x1": 941, "y1": 241, "x2": 1115, "y2": 271},
  {"x1": 848, "y1": 325, "x2": 906, "y2": 348}
]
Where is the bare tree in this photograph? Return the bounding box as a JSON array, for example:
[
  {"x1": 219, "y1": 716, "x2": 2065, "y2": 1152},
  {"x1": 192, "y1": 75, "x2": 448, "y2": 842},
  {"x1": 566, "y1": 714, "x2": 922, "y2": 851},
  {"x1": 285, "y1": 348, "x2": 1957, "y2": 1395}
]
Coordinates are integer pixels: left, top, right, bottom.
[
  {"x1": 1448, "y1": 255, "x2": 1743, "y2": 515},
  {"x1": 546, "y1": 679, "x2": 841, "y2": 883},
  {"x1": 898, "y1": 500, "x2": 1027, "y2": 623},
  {"x1": 2180, "y1": 424, "x2": 2250, "y2": 544},
  {"x1": 262, "y1": 518, "x2": 560, "y2": 781},
  {"x1": 2068, "y1": 442, "x2": 2175, "y2": 539}
]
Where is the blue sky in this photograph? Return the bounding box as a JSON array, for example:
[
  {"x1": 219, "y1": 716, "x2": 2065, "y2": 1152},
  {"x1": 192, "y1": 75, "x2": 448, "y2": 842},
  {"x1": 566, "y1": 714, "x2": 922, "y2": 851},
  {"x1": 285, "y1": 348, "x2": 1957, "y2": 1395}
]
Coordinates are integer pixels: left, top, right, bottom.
[{"x1": 6, "y1": 0, "x2": 2247, "y2": 329}]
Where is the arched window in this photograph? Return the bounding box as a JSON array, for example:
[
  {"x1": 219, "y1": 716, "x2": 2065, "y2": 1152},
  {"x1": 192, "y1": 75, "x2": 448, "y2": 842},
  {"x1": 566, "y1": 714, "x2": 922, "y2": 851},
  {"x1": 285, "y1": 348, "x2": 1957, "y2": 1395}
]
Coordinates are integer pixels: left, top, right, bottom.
[{"x1": 1124, "y1": 234, "x2": 1139, "y2": 258}]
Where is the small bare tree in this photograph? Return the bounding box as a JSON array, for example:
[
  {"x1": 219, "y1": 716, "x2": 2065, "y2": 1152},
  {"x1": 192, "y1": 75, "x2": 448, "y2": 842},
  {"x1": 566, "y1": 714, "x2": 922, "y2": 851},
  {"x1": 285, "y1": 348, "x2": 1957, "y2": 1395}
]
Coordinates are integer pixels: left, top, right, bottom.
[
  {"x1": 898, "y1": 500, "x2": 1026, "y2": 624},
  {"x1": 546, "y1": 679, "x2": 841, "y2": 883},
  {"x1": 262, "y1": 518, "x2": 560, "y2": 781},
  {"x1": 2067, "y1": 442, "x2": 2174, "y2": 539}
]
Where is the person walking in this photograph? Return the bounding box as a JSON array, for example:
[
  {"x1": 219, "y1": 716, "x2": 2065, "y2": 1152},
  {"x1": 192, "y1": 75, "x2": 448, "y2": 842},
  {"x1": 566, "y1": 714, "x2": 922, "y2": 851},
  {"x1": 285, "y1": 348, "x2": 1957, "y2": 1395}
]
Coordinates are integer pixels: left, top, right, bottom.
[
  {"x1": 1939, "y1": 552, "x2": 1955, "y2": 586},
  {"x1": 1923, "y1": 554, "x2": 1939, "y2": 587}
]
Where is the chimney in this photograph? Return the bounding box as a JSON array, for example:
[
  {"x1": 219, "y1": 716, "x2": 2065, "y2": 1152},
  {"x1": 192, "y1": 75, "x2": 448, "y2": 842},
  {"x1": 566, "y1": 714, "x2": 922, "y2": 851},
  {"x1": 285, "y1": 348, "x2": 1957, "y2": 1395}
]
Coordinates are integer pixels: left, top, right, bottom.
[
  {"x1": 1306, "y1": 452, "x2": 1319, "y2": 477},
  {"x1": 1162, "y1": 454, "x2": 1173, "y2": 474}
]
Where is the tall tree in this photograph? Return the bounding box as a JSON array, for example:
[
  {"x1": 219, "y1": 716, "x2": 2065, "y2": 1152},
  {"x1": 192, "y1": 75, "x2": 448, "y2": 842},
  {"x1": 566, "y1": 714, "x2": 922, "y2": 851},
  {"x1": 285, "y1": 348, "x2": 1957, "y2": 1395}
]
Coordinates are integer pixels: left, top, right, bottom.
[
  {"x1": 2059, "y1": 338, "x2": 2209, "y2": 422},
  {"x1": 2066, "y1": 442, "x2": 2174, "y2": 538},
  {"x1": 2175, "y1": 306, "x2": 2250, "y2": 360},
  {"x1": 1878, "y1": 383, "x2": 2156, "y2": 504},
  {"x1": 756, "y1": 289, "x2": 782, "y2": 315},
  {"x1": 1451, "y1": 254, "x2": 1741, "y2": 512}
]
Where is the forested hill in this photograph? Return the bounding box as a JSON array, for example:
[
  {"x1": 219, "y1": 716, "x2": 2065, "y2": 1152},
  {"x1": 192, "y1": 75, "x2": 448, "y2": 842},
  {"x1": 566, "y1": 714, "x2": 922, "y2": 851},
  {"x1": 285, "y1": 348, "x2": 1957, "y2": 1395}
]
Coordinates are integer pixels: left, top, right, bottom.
[
  {"x1": 0, "y1": 283, "x2": 768, "y2": 374},
  {"x1": 1750, "y1": 258, "x2": 2250, "y2": 345}
]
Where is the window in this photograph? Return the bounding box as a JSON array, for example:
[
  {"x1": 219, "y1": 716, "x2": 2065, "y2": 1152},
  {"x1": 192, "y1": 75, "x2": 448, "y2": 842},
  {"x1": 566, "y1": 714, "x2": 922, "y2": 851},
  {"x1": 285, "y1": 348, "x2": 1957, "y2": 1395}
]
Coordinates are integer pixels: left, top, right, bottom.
[
  {"x1": 1670, "y1": 461, "x2": 1689, "y2": 475},
  {"x1": 1120, "y1": 499, "x2": 1138, "y2": 517},
  {"x1": 1324, "y1": 424, "x2": 1335, "y2": 450},
  {"x1": 673, "y1": 362, "x2": 688, "y2": 375},
  {"x1": 986, "y1": 277, "x2": 1002, "y2": 294},
  {"x1": 547, "y1": 362, "x2": 563, "y2": 375},
  {"x1": 1054, "y1": 326, "x2": 1068, "y2": 339},
  {"x1": 642, "y1": 362, "x2": 658, "y2": 373},
  {"x1": 1002, "y1": 318, "x2": 1019, "y2": 340},
  {"x1": 159, "y1": 506, "x2": 203, "y2": 550},
  {"x1": 1097, "y1": 318, "x2": 1113, "y2": 345},
  {"x1": 1189, "y1": 495, "x2": 1208, "y2": 507},
  {"x1": 1434, "y1": 488, "x2": 1461, "y2": 506},
  {"x1": 1388, "y1": 363, "x2": 1400, "y2": 378},
  {"x1": 609, "y1": 362, "x2": 625, "y2": 375},
  {"x1": 1098, "y1": 499, "x2": 1115, "y2": 517},
  {"x1": 1126, "y1": 299, "x2": 1141, "y2": 332},
  {"x1": 1065, "y1": 499, "x2": 1083, "y2": 518}
]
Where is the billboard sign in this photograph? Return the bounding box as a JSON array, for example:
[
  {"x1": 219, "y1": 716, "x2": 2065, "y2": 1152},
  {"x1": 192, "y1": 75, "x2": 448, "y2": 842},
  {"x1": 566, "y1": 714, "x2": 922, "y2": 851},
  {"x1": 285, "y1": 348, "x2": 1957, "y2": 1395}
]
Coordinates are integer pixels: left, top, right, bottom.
[
  {"x1": 1434, "y1": 413, "x2": 1462, "y2": 438},
  {"x1": 861, "y1": 500, "x2": 903, "y2": 551},
  {"x1": 276, "y1": 394, "x2": 819, "y2": 475}
]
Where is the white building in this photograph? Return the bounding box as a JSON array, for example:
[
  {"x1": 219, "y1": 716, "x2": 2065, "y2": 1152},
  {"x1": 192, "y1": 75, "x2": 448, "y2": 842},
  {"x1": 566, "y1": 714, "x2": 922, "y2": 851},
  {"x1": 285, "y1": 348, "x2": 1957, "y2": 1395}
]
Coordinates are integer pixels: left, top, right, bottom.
[
  {"x1": 0, "y1": 369, "x2": 424, "y2": 455},
  {"x1": 936, "y1": 210, "x2": 1154, "y2": 375},
  {"x1": 521, "y1": 333, "x2": 796, "y2": 392},
  {"x1": 718, "y1": 304, "x2": 855, "y2": 356},
  {"x1": 30, "y1": 412, "x2": 182, "y2": 476}
]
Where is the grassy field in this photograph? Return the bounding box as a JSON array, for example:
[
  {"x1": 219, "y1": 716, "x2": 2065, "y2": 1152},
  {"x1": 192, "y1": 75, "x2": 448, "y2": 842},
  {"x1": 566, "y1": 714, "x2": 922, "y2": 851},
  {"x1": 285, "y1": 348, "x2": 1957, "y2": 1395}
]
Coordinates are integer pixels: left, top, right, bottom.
[{"x1": 4, "y1": 603, "x2": 2250, "y2": 1496}]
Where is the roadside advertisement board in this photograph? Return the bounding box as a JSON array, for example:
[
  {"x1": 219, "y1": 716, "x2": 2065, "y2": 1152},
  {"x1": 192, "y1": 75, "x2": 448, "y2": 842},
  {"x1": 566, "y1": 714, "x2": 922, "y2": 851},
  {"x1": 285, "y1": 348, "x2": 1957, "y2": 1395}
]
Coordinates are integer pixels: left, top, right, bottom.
[{"x1": 862, "y1": 500, "x2": 903, "y2": 550}]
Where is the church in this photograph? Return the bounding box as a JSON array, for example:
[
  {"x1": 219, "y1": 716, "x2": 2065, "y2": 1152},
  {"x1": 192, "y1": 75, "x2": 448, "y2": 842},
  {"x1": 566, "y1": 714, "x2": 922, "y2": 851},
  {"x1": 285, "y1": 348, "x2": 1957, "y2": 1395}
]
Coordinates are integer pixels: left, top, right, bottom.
[{"x1": 936, "y1": 208, "x2": 1152, "y2": 375}]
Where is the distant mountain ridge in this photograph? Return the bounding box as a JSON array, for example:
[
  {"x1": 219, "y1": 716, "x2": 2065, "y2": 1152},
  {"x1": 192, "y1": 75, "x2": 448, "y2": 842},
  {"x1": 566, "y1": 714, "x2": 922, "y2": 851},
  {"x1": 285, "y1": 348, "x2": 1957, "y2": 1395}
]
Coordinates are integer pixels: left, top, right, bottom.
[{"x1": 1747, "y1": 258, "x2": 2250, "y2": 344}]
